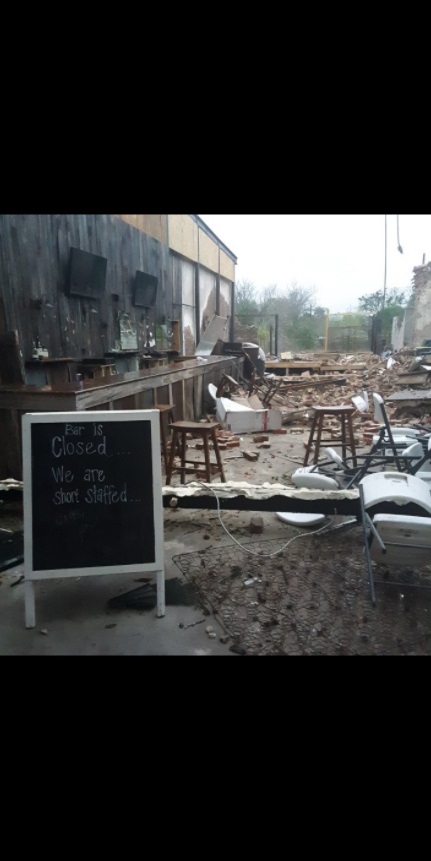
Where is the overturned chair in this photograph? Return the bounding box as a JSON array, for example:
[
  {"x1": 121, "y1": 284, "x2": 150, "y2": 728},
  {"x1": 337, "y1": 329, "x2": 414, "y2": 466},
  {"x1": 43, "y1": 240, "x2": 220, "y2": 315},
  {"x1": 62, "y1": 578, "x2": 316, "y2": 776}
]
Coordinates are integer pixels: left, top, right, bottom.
[
  {"x1": 292, "y1": 432, "x2": 431, "y2": 492},
  {"x1": 360, "y1": 470, "x2": 431, "y2": 602},
  {"x1": 292, "y1": 446, "x2": 406, "y2": 491},
  {"x1": 368, "y1": 392, "x2": 425, "y2": 469},
  {"x1": 367, "y1": 514, "x2": 431, "y2": 568},
  {"x1": 292, "y1": 448, "x2": 431, "y2": 605}
]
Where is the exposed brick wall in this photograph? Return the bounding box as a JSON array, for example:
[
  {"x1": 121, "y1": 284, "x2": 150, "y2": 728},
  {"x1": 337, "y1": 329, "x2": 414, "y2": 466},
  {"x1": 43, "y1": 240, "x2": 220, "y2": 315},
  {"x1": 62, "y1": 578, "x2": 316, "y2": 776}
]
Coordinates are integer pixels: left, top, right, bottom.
[{"x1": 412, "y1": 262, "x2": 431, "y2": 346}]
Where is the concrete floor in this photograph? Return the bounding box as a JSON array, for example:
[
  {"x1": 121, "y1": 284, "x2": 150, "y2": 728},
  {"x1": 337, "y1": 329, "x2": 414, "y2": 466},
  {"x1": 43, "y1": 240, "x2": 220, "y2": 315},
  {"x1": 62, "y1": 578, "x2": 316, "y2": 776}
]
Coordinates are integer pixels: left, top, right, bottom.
[{"x1": 0, "y1": 424, "x2": 338, "y2": 655}]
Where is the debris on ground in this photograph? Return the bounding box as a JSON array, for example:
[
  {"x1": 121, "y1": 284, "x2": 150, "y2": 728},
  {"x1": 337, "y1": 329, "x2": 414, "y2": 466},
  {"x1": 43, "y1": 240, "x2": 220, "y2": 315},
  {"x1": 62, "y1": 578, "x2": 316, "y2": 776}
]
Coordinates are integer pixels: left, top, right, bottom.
[
  {"x1": 174, "y1": 530, "x2": 431, "y2": 655},
  {"x1": 243, "y1": 450, "x2": 259, "y2": 462},
  {"x1": 249, "y1": 515, "x2": 264, "y2": 534},
  {"x1": 204, "y1": 349, "x2": 431, "y2": 448}
]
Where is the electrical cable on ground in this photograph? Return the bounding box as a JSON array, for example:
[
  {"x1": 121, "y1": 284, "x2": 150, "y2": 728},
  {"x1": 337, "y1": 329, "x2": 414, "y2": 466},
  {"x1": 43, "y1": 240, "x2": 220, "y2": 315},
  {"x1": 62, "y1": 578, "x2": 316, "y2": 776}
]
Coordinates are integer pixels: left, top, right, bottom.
[{"x1": 198, "y1": 480, "x2": 334, "y2": 558}]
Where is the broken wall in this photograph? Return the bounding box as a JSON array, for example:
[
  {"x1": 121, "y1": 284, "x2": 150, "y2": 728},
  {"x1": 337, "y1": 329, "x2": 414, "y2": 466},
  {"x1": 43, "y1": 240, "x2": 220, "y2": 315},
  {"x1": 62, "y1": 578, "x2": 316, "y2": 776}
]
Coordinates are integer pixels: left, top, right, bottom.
[
  {"x1": 411, "y1": 262, "x2": 431, "y2": 346},
  {"x1": 391, "y1": 314, "x2": 406, "y2": 351}
]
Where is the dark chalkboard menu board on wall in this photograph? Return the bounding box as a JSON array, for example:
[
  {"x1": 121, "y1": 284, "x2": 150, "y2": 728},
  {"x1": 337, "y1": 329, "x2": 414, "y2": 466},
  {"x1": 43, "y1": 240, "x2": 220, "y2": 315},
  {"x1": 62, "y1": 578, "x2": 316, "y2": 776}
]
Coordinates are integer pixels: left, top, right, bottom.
[{"x1": 22, "y1": 411, "x2": 164, "y2": 628}]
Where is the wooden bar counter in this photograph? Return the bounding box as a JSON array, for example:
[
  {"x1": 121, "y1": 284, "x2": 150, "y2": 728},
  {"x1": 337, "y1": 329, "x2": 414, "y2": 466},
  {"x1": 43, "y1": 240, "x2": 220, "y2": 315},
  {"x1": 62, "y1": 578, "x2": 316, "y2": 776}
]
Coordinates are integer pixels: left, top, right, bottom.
[{"x1": 0, "y1": 355, "x2": 243, "y2": 480}]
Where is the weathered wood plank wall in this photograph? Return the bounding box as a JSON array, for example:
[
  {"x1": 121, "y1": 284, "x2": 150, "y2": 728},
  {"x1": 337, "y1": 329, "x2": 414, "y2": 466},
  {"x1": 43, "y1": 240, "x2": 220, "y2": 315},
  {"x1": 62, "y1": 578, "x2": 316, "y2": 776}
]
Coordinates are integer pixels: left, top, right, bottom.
[{"x1": 0, "y1": 214, "x2": 172, "y2": 363}]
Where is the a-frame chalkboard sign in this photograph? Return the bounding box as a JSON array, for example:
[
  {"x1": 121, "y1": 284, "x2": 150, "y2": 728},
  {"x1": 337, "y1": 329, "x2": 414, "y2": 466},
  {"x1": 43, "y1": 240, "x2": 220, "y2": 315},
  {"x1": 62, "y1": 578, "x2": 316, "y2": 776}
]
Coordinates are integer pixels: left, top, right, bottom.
[{"x1": 22, "y1": 411, "x2": 165, "y2": 628}]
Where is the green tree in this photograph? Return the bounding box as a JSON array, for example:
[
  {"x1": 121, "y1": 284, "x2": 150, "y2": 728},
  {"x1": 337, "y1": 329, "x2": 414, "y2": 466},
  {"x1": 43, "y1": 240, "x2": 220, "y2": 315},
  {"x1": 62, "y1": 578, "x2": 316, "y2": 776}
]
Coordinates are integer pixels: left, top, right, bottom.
[
  {"x1": 234, "y1": 279, "x2": 260, "y2": 316},
  {"x1": 313, "y1": 306, "x2": 327, "y2": 319},
  {"x1": 259, "y1": 285, "x2": 278, "y2": 312},
  {"x1": 331, "y1": 312, "x2": 366, "y2": 328},
  {"x1": 379, "y1": 305, "x2": 406, "y2": 343},
  {"x1": 358, "y1": 288, "x2": 408, "y2": 314},
  {"x1": 235, "y1": 279, "x2": 322, "y2": 352},
  {"x1": 358, "y1": 288, "x2": 411, "y2": 346},
  {"x1": 290, "y1": 322, "x2": 316, "y2": 349}
]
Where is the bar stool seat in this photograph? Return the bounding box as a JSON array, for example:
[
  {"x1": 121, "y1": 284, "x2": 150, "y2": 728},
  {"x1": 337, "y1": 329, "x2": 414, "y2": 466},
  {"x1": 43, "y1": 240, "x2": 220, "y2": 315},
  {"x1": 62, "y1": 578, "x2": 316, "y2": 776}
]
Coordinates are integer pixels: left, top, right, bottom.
[
  {"x1": 303, "y1": 405, "x2": 357, "y2": 466},
  {"x1": 155, "y1": 403, "x2": 175, "y2": 473},
  {"x1": 165, "y1": 421, "x2": 226, "y2": 485}
]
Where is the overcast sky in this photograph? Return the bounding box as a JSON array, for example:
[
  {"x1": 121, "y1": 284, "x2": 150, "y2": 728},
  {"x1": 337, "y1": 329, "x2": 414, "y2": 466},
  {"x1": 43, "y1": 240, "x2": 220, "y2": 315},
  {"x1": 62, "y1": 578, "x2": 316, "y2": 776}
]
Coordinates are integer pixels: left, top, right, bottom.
[{"x1": 199, "y1": 214, "x2": 431, "y2": 313}]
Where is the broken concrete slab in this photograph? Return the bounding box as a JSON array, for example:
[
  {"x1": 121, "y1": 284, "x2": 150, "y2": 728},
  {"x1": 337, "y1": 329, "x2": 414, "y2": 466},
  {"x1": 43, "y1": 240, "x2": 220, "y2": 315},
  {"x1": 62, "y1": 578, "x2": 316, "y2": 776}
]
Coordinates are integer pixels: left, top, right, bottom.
[{"x1": 386, "y1": 390, "x2": 431, "y2": 403}]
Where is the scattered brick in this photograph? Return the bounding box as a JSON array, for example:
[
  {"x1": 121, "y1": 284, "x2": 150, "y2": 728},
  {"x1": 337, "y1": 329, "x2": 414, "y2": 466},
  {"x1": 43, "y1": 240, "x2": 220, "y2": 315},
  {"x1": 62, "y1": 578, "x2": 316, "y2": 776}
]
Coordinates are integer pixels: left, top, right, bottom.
[
  {"x1": 249, "y1": 515, "x2": 264, "y2": 534},
  {"x1": 243, "y1": 450, "x2": 259, "y2": 461}
]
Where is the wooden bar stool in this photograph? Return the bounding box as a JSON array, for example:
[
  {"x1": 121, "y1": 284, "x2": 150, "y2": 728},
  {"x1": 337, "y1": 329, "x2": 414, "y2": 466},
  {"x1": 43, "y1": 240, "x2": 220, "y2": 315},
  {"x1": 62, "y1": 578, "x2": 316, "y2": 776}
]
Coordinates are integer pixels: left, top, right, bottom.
[
  {"x1": 165, "y1": 421, "x2": 226, "y2": 485},
  {"x1": 303, "y1": 405, "x2": 357, "y2": 466},
  {"x1": 155, "y1": 403, "x2": 175, "y2": 473}
]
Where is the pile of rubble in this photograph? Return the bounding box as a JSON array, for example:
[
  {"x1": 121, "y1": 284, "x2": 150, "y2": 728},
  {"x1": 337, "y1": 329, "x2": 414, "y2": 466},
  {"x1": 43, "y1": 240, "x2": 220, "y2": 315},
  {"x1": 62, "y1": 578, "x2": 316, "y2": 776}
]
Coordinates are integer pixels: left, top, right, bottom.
[
  {"x1": 165, "y1": 349, "x2": 431, "y2": 472},
  {"x1": 226, "y1": 349, "x2": 431, "y2": 448},
  {"x1": 167, "y1": 425, "x2": 287, "y2": 477}
]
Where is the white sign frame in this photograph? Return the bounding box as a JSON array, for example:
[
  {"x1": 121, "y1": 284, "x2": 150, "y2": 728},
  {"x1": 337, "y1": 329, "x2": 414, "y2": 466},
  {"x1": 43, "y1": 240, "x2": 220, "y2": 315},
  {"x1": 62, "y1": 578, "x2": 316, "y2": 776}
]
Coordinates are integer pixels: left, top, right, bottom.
[{"x1": 22, "y1": 410, "x2": 165, "y2": 628}]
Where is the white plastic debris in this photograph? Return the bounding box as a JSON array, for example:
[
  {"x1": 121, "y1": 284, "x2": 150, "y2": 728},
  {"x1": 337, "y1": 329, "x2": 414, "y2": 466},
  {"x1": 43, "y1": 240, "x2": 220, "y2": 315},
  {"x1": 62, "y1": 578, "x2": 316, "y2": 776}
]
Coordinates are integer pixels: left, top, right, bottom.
[{"x1": 352, "y1": 395, "x2": 368, "y2": 412}]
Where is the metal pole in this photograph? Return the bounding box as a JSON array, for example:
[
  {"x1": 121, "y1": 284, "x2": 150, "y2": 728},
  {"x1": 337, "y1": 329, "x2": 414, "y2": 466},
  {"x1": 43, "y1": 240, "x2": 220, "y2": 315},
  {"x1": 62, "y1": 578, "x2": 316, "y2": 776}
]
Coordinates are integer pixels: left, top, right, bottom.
[
  {"x1": 274, "y1": 314, "x2": 279, "y2": 356},
  {"x1": 324, "y1": 309, "x2": 329, "y2": 351},
  {"x1": 382, "y1": 214, "x2": 387, "y2": 311},
  {"x1": 359, "y1": 483, "x2": 376, "y2": 606}
]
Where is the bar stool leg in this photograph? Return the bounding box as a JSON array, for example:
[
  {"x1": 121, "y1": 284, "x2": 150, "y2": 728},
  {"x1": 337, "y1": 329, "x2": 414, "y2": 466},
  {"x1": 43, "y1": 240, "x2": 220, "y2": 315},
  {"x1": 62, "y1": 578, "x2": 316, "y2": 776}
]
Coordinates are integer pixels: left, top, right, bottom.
[
  {"x1": 340, "y1": 413, "x2": 347, "y2": 461},
  {"x1": 203, "y1": 432, "x2": 212, "y2": 482},
  {"x1": 304, "y1": 412, "x2": 318, "y2": 465},
  {"x1": 347, "y1": 414, "x2": 357, "y2": 466},
  {"x1": 313, "y1": 414, "x2": 324, "y2": 464},
  {"x1": 211, "y1": 429, "x2": 226, "y2": 482},
  {"x1": 166, "y1": 427, "x2": 178, "y2": 485},
  {"x1": 180, "y1": 431, "x2": 187, "y2": 484},
  {"x1": 159, "y1": 413, "x2": 168, "y2": 473}
]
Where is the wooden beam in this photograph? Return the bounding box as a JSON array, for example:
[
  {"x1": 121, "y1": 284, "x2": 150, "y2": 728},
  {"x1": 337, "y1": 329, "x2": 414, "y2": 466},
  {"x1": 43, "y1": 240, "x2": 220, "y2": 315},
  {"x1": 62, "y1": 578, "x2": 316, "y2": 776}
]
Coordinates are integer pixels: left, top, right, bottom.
[
  {"x1": 162, "y1": 483, "x2": 361, "y2": 516},
  {"x1": 162, "y1": 483, "x2": 429, "y2": 519}
]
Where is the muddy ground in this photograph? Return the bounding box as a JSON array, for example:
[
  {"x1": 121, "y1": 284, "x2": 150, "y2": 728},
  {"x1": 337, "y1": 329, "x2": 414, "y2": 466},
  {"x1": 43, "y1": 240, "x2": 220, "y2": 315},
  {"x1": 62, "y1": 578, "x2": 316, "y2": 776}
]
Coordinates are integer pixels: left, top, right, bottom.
[
  {"x1": 2, "y1": 408, "x2": 431, "y2": 655},
  {"x1": 173, "y1": 521, "x2": 431, "y2": 655},
  {"x1": 167, "y1": 419, "x2": 431, "y2": 656}
]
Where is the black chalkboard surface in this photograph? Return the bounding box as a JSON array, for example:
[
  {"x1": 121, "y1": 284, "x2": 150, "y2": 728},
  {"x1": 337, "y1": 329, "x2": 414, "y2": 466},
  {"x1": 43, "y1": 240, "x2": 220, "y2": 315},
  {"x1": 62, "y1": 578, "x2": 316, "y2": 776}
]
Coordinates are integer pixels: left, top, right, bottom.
[
  {"x1": 29, "y1": 416, "x2": 156, "y2": 571},
  {"x1": 22, "y1": 411, "x2": 165, "y2": 628}
]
